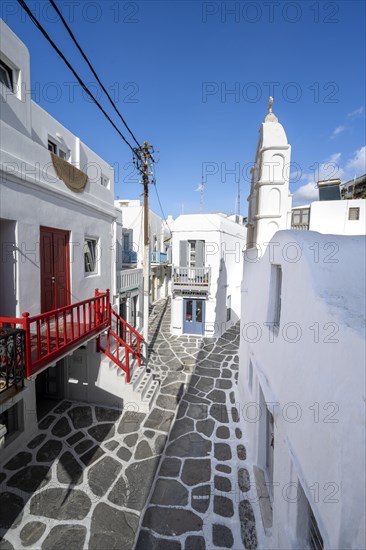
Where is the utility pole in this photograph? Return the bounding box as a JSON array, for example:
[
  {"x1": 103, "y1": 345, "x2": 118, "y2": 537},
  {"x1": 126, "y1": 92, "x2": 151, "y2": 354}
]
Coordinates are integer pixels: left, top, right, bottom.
[
  {"x1": 140, "y1": 140, "x2": 154, "y2": 351},
  {"x1": 237, "y1": 180, "x2": 241, "y2": 217}
]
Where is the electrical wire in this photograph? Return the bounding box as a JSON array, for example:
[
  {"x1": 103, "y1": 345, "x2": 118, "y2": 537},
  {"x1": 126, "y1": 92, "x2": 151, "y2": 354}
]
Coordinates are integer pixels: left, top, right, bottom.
[
  {"x1": 48, "y1": 0, "x2": 141, "y2": 150},
  {"x1": 151, "y1": 163, "x2": 172, "y2": 238},
  {"x1": 17, "y1": 0, "x2": 140, "y2": 160}
]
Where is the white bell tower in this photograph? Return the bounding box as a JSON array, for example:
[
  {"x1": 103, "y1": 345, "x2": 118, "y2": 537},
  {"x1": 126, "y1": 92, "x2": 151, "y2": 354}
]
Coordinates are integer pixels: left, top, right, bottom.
[{"x1": 246, "y1": 98, "x2": 292, "y2": 252}]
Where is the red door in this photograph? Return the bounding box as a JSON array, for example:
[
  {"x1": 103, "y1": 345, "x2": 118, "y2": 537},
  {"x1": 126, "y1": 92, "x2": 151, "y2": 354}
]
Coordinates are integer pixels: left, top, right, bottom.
[{"x1": 40, "y1": 227, "x2": 70, "y2": 313}]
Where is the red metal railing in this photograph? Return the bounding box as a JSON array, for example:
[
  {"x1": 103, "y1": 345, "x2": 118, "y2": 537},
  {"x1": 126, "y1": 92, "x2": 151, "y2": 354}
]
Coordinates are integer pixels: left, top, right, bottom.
[
  {"x1": 96, "y1": 297, "x2": 144, "y2": 383},
  {"x1": 0, "y1": 290, "x2": 110, "y2": 377},
  {"x1": 110, "y1": 308, "x2": 143, "y2": 367}
]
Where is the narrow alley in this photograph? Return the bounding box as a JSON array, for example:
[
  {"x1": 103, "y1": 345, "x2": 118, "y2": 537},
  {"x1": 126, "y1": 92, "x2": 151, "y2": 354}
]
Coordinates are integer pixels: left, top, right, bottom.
[
  {"x1": 0, "y1": 299, "x2": 259, "y2": 550},
  {"x1": 1, "y1": 4, "x2": 365, "y2": 549}
]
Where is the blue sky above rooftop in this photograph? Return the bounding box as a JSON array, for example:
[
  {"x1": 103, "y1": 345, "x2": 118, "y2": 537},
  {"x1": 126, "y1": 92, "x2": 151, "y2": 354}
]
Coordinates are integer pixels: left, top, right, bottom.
[{"x1": 2, "y1": 0, "x2": 365, "y2": 216}]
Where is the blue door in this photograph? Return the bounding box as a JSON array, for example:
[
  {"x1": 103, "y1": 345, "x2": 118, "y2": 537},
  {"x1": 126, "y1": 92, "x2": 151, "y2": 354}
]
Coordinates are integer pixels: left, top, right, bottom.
[{"x1": 183, "y1": 299, "x2": 205, "y2": 335}]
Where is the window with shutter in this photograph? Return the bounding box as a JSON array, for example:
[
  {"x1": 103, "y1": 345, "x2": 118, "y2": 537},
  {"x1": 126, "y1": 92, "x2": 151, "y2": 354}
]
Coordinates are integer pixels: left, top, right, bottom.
[
  {"x1": 179, "y1": 240, "x2": 188, "y2": 267},
  {"x1": 195, "y1": 240, "x2": 205, "y2": 268}
]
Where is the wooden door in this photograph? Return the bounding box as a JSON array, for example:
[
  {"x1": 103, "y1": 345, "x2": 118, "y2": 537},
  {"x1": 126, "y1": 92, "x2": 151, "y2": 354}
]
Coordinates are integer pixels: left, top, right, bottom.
[
  {"x1": 53, "y1": 230, "x2": 70, "y2": 309},
  {"x1": 40, "y1": 227, "x2": 70, "y2": 313}
]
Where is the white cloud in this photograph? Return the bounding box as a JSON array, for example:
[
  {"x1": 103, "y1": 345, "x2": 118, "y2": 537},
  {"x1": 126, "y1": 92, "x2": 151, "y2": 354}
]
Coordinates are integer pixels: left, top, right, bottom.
[
  {"x1": 347, "y1": 106, "x2": 364, "y2": 119},
  {"x1": 315, "y1": 152, "x2": 345, "y2": 182},
  {"x1": 292, "y1": 182, "x2": 319, "y2": 205},
  {"x1": 289, "y1": 169, "x2": 301, "y2": 181},
  {"x1": 315, "y1": 153, "x2": 344, "y2": 182},
  {"x1": 292, "y1": 147, "x2": 366, "y2": 205},
  {"x1": 331, "y1": 125, "x2": 345, "y2": 139},
  {"x1": 345, "y1": 146, "x2": 366, "y2": 176},
  {"x1": 292, "y1": 152, "x2": 345, "y2": 206}
]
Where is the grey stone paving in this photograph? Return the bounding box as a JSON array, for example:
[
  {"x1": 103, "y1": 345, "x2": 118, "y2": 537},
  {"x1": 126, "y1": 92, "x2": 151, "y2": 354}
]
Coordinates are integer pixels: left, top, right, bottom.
[
  {"x1": 136, "y1": 300, "x2": 258, "y2": 549},
  {"x1": 0, "y1": 299, "x2": 258, "y2": 549}
]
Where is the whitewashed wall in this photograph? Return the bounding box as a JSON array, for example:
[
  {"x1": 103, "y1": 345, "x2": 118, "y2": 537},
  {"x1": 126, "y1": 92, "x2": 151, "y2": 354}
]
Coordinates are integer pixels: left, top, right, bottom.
[
  {"x1": 309, "y1": 199, "x2": 366, "y2": 235},
  {"x1": 115, "y1": 200, "x2": 170, "y2": 266},
  {"x1": 115, "y1": 199, "x2": 171, "y2": 303},
  {"x1": 237, "y1": 229, "x2": 366, "y2": 549},
  {"x1": 0, "y1": 19, "x2": 116, "y2": 316},
  {"x1": 0, "y1": 20, "x2": 117, "y2": 461}
]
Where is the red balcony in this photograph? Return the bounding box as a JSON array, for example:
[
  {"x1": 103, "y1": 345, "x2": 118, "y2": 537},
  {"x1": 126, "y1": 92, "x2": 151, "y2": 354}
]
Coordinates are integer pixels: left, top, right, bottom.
[{"x1": 0, "y1": 290, "x2": 144, "y2": 386}]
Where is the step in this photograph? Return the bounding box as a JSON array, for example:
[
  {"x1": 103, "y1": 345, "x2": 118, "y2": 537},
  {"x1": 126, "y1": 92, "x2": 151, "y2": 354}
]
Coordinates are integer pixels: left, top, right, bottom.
[
  {"x1": 106, "y1": 357, "x2": 145, "y2": 385},
  {"x1": 135, "y1": 371, "x2": 154, "y2": 401},
  {"x1": 102, "y1": 344, "x2": 141, "y2": 379},
  {"x1": 141, "y1": 378, "x2": 160, "y2": 410},
  {"x1": 130, "y1": 364, "x2": 148, "y2": 390},
  {"x1": 97, "y1": 347, "x2": 159, "y2": 412}
]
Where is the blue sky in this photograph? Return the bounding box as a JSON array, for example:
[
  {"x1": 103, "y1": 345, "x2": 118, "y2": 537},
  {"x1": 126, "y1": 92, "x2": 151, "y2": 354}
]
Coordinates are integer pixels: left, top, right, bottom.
[{"x1": 2, "y1": 0, "x2": 365, "y2": 217}]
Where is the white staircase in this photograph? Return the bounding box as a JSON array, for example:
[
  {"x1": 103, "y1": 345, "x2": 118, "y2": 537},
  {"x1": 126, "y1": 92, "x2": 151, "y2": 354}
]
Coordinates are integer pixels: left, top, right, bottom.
[{"x1": 95, "y1": 343, "x2": 160, "y2": 412}]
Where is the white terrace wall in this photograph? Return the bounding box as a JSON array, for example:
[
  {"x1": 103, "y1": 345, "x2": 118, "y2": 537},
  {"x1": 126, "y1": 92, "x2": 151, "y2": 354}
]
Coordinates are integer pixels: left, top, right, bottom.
[
  {"x1": 237, "y1": 230, "x2": 365, "y2": 549},
  {"x1": 309, "y1": 198, "x2": 366, "y2": 236}
]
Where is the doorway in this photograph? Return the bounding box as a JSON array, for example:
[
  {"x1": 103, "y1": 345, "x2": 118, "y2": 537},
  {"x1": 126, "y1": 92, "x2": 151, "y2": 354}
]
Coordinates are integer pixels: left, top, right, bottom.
[
  {"x1": 36, "y1": 360, "x2": 65, "y2": 420},
  {"x1": 0, "y1": 219, "x2": 17, "y2": 316},
  {"x1": 183, "y1": 298, "x2": 205, "y2": 335},
  {"x1": 40, "y1": 227, "x2": 70, "y2": 313}
]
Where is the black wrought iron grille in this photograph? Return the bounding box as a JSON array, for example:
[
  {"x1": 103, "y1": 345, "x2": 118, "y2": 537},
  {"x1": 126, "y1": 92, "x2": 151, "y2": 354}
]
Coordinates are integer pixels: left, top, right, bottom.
[{"x1": 0, "y1": 327, "x2": 25, "y2": 392}]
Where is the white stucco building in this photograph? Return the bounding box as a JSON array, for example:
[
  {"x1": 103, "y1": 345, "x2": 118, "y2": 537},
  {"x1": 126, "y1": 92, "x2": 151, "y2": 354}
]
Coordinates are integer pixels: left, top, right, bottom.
[
  {"x1": 115, "y1": 199, "x2": 171, "y2": 304},
  {"x1": 170, "y1": 213, "x2": 246, "y2": 337},
  {"x1": 0, "y1": 21, "x2": 154, "y2": 461},
  {"x1": 238, "y1": 102, "x2": 366, "y2": 549},
  {"x1": 291, "y1": 198, "x2": 366, "y2": 236},
  {"x1": 113, "y1": 203, "x2": 144, "y2": 333},
  {"x1": 238, "y1": 230, "x2": 365, "y2": 550}
]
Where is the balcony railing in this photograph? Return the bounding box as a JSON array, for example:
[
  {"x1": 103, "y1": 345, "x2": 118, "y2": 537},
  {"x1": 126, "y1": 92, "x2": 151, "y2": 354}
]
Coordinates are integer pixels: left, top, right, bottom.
[
  {"x1": 0, "y1": 327, "x2": 25, "y2": 393},
  {"x1": 117, "y1": 268, "x2": 143, "y2": 293},
  {"x1": 0, "y1": 290, "x2": 110, "y2": 378},
  {"x1": 122, "y1": 250, "x2": 138, "y2": 264},
  {"x1": 0, "y1": 290, "x2": 145, "y2": 386},
  {"x1": 291, "y1": 223, "x2": 309, "y2": 230},
  {"x1": 151, "y1": 251, "x2": 168, "y2": 264},
  {"x1": 172, "y1": 266, "x2": 210, "y2": 289}
]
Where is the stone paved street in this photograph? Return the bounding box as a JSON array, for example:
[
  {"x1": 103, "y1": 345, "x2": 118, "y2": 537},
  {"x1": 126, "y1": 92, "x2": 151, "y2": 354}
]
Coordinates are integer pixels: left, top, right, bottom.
[
  {"x1": 138, "y1": 300, "x2": 259, "y2": 549},
  {"x1": 0, "y1": 299, "x2": 260, "y2": 549}
]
